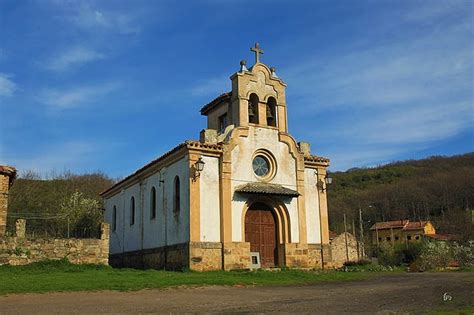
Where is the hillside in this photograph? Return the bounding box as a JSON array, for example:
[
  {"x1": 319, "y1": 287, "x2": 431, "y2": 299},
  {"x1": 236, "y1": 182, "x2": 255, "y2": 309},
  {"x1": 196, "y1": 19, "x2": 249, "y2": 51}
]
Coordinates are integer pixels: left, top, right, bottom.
[
  {"x1": 7, "y1": 173, "x2": 115, "y2": 237},
  {"x1": 328, "y1": 153, "x2": 474, "y2": 240}
]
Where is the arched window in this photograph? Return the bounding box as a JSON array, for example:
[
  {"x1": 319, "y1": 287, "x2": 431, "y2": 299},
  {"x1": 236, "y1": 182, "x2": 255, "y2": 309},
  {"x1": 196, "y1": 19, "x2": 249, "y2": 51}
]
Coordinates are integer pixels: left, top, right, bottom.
[
  {"x1": 112, "y1": 206, "x2": 117, "y2": 232},
  {"x1": 150, "y1": 186, "x2": 157, "y2": 220},
  {"x1": 173, "y1": 176, "x2": 180, "y2": 217},
  {"x1": 266, "y1": 97, "x2": 277, "y2": 127},
  {"x1": 248, "y1": 93, "x2": 259, "y2": 124},
  {"x1": 130, "y1": 196, "x2": 135, "y2": 226}
]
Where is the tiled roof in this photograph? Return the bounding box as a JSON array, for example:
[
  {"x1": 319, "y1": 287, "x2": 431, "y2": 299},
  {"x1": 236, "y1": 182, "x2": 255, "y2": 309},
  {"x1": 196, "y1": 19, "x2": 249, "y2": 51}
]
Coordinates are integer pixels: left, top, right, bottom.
[
  {"x1": 235, "y1": 182, "x2": 300, "y2": 197},
  {"x1": 370, "y1": 220, "x2": 409, "y2": 230},
  {"x1": 100, "y1": 141, "x2": 223, "y2": 197},
  {"x1": 370, "y1": 219, "x2": 433, "y2": 231},
  {"x1": 0, "y1": 165, "x2": 17, "y2": 186},
  {"x1": 304, "y1": 156, "x2": 330, "y2": 164},
  {"x1": 200, "y1": 92, "x2": 231, "y2": 115},
  {"x1": 404, "y1": 221, "x2": 431, "y2": 230}
]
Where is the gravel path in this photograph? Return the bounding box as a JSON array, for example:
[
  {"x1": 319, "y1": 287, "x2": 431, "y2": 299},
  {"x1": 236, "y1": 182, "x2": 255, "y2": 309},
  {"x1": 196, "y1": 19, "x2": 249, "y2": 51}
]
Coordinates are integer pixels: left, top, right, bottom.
[{"x1": 1, "y1": 272, "x2": 472, "y2": 314}]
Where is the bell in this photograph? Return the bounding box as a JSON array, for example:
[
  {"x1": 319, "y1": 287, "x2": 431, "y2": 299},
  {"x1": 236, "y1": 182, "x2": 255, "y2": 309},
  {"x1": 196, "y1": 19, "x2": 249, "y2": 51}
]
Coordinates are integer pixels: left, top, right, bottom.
[
  {"x1": 266, "y1": 105, "x2": 274, "y2": 119},
  {"x1": 248, "y1": 103, "x2": 255, "y2": 117}
]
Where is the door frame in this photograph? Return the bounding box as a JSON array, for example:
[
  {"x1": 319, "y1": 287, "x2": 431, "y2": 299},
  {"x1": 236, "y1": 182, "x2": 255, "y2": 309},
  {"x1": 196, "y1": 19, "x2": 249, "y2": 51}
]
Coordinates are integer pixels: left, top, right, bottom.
[{"x1": 241, "y1": 196, "x2": 292, "y2": 248}]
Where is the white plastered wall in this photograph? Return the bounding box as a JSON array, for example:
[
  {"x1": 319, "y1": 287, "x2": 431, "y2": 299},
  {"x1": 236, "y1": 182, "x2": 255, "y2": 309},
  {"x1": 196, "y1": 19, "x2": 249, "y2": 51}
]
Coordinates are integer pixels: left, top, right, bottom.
[
  {"x1": 199, "y1": 156, "x2": 221, "y2": 242},
  {"x1": 104, "y1": 156, "x2": 190, "y2": 255},
  {"x1": 304, "y1": 168, "x2": 321, "y2": 244},
  {"x1": 230, "y1": 127, "x2": 299, "y2": 243}
]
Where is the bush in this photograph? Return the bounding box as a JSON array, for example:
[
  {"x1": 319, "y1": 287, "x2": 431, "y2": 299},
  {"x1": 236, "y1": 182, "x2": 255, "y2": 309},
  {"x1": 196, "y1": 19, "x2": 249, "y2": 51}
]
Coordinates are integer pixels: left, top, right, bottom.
[
  {"x1": 414, "y1": 242, "x2": 454, "y2": 271},
  {"x1": 375, "y1": 242, "x2": 425, "y2": 267},
  {"x1": 452, "y1": 244, "x2": 474, "y2": 267},
  {"x1": 343, "y1": 260, "x2": 372, "y2": 267}
]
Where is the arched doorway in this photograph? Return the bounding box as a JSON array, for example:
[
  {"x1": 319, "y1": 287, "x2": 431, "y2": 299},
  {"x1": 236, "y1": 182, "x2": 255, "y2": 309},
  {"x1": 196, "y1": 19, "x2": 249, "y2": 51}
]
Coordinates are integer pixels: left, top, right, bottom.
[{"x1": 245, "y1": 202, "x2": 277, "y2": 267}]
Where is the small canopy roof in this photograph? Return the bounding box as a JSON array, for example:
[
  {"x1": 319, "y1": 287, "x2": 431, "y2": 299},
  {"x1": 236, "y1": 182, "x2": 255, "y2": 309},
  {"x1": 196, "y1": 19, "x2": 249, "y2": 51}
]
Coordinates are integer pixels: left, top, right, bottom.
[{"x1": 235, "y1": 182, "x2": 299, "y2": 197}]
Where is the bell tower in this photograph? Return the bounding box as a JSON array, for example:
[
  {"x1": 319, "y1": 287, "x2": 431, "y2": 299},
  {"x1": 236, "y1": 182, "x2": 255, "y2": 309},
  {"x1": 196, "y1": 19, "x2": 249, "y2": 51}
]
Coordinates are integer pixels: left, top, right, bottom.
[
  {"x1": 200, "y1": 43, "x2": 289, "y2": 136},
  {"x1": 230, "y1": 43, "x2": 288, "y2": 133}
]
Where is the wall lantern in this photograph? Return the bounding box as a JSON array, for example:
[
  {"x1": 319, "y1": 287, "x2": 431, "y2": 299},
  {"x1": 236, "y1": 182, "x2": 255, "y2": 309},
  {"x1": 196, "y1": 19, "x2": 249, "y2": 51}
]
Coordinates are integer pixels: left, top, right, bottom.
[
  {"x1": 317, "y1": 172, "x2": 332, "y2": 192},
  {"x1": 194, "y1": 157, "x2": 205, "y2": 178}
]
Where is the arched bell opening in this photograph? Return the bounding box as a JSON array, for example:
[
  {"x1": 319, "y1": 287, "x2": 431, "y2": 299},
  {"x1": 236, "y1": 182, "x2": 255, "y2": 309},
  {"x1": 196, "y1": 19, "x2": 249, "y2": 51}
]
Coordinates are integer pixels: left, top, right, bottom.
[
  {"x1": 248, "y1": 93, "x2": 259, "y2": 124},
  {"x1": 266, "y1": 97, "x2": 277, "y2": 127}
]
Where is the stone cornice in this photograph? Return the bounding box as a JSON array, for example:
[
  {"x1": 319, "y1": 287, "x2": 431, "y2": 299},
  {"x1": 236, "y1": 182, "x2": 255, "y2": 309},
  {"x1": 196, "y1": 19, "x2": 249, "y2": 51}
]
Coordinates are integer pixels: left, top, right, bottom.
[{"x1": 304, "y1": 155, "x2": 330, "y2": 168}]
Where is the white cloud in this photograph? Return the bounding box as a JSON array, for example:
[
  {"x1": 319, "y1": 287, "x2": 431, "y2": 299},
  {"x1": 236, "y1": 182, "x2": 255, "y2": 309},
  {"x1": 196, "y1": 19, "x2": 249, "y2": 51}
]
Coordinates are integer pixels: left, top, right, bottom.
[
  {"x1": 39, "y1": 82, "x2": 119, "y2": 110},
  {"x1": 0, "y1": 73, "x2": 17, "y2": 97},
  {"x1": 191, "y1": 75, "x2": 229, "y2": 97},
  {"x1": 284, "y1": 8, "x2": 473, "y2": 171},
  {"x1": 72, "y1": 3, "x2": 140, "y2": 34},
  {"x1": 44, "y1": 46, "x2": 104, "y2": 72},
  {"x1": 0, "y1": 140, "x2": 101, "y2": 176}
]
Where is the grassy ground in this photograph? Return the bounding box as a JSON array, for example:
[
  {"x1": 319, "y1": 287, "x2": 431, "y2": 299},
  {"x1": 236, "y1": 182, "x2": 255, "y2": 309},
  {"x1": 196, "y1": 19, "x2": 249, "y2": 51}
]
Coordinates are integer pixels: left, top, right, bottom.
[
  {"x1": 426, "y1": 304, "x2": 474, "y2": 315},
  {"x1": 0, "y1": 260, "x2": 373, "y2": 295}
]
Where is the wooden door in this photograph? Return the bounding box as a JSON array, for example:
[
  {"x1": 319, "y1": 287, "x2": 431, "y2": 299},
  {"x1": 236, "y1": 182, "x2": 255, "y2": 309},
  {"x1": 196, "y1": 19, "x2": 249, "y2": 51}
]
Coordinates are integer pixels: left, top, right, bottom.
[{"x1": 245, "y1": 203, "x2": 277, "y2": 267}]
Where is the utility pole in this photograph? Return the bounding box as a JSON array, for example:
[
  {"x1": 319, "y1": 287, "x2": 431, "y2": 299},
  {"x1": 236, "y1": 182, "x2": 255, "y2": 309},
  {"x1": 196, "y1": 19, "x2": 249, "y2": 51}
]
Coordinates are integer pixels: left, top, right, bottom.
[
  {"x1": 343, "y1": 213, "x2": 349, "y2": 262},
  {"x1": 353, "y1": 219, "x2": 359, "y2": 260},
  {"x1": 359, "y1": 206, "x2": 365, "y2": 258}
]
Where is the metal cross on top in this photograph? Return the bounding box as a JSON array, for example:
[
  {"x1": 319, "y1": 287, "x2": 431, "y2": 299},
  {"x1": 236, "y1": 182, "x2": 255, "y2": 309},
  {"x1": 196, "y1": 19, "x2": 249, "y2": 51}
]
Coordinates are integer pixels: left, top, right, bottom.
[{"x1": 250, "y1": 42, "x2": 264, "y2": 63}]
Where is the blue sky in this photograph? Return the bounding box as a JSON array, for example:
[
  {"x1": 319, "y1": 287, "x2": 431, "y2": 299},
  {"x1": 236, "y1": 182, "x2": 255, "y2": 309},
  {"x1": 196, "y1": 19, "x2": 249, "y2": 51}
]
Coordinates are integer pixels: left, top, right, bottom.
[{"x1": 0, "y1": 0, "x2": 473, "y2": 178}]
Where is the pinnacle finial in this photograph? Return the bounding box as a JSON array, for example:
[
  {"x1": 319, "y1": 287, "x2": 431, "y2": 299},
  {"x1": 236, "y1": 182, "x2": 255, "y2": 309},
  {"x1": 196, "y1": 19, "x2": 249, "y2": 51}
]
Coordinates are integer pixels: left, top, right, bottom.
[{"x1": 240, "y1": 60, "x2": 248, "y2": 72}]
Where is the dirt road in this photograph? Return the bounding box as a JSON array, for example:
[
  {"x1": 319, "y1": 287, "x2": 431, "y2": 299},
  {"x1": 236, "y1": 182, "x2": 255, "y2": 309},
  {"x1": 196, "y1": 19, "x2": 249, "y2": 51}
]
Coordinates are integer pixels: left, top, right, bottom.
[{"x1": 1, "y1": 272, "x2": 472, "y2": 314}]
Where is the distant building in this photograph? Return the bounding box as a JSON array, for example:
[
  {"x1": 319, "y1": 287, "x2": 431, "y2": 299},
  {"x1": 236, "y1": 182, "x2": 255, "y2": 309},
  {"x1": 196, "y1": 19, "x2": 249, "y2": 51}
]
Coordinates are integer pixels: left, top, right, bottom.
[{"x1": 370, "y1": 220, "x2": 436, "y2": 245}]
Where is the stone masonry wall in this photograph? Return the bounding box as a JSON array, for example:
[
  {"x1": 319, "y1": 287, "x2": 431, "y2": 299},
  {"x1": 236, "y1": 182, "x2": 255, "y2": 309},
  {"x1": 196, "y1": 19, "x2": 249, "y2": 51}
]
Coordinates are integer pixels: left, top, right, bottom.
[
  {"x1": 330, "y1": 232, "x2": 360, "y2": 268},
  {"x1": 0, "y1": 221, "x2": 109, "y2": 266},
  {"x1": 284, "y1": 243, "x2": 310, "y2": 268},
  {"x1": 189, "y1": 242, "x2": 222, "y2": 271},
  {"x1": 0, "y1": 174, "x2": 10, "y2": 235},
  {"x1": 223, "y1": 242, "x2": 251, "y2": 270}
]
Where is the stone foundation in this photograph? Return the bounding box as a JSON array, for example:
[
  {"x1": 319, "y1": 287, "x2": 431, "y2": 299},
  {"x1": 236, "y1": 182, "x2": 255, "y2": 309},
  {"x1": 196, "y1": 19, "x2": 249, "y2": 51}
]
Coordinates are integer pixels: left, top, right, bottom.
[
  {"x1": 189, "y1": 242, "x2": 222, "y2": 271},
  {"x1": 222, "y1": 242, "x2": 251, "y2": 270},
  {"x1": 109, "y1": 241, "x2": 335, "y2": 271},
  {"x1": 283, "y1": 243, "x2": 309, "y2": 268},
  {"x1": 307, "y1": 244, "x2": 332, "y2": 268},
  {"x1": 110, "y1": 243, "x2": 189, "y2": 270}
]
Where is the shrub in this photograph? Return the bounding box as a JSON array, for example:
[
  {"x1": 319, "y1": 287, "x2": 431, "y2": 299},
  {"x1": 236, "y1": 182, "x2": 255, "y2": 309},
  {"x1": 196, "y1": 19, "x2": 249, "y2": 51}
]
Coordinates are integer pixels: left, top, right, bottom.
[
  {"x1": 415, "y1": 241, "x2": 453, "y2": 271},
  {"x1": 452, "y1": 244, "x2": 474, "y2": 267}
]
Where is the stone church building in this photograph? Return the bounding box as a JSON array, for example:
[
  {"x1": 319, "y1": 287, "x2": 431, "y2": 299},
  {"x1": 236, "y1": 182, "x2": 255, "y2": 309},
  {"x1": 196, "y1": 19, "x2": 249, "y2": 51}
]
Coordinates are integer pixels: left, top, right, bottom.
[{"x1": 101, "y1": 44, "x2": 332, "y2": 271}]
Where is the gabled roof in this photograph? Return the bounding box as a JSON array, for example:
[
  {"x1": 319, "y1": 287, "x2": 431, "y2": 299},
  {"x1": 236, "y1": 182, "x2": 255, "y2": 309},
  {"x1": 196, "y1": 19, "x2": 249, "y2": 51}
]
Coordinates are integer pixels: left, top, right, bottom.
[
  {"x1": 235, "y1": 182, "x2": 300, "y2": 197},
  {"x1": 369, "y1": 219, "x2": 433, "y2": 231},
  {"x1": 370, "y1": 220, "x2": 409, "y2": 230},
  {"x1": 200, "y1": 92, "x2": 231, "y2": 115},
  {"x1": 100, "y1": 141, "x2": 223, "y2": 198},
  {"x1": 404, "y1": 221, "x2": 431, "y2": 230}
]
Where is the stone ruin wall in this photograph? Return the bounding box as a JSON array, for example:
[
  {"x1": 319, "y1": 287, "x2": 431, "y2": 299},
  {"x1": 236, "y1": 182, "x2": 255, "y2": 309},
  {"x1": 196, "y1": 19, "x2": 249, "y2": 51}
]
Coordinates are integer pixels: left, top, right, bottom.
[{"x1": 0, "y1": 219, "x2": 110, "y2": 266}]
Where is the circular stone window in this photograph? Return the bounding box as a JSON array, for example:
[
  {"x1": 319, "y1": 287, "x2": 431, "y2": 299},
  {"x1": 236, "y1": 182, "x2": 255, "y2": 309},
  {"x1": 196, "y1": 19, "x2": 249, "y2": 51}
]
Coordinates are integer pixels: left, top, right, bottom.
[{"x1": 252, "y1": 150, "x2": 277, "y2": 181}]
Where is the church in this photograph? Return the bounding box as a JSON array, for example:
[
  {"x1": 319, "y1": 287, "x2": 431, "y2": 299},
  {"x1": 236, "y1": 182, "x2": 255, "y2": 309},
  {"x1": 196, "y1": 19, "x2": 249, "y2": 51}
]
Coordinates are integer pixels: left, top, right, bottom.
[{"x1": 101, "y1": 44, "x2": 333, "y2": 271}]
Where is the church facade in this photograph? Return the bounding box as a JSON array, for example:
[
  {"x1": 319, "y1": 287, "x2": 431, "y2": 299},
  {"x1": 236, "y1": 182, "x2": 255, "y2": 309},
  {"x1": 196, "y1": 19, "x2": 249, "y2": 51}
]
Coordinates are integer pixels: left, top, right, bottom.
[{"x1": 101, "y1": 44, "x2": 333, "y2": 270}]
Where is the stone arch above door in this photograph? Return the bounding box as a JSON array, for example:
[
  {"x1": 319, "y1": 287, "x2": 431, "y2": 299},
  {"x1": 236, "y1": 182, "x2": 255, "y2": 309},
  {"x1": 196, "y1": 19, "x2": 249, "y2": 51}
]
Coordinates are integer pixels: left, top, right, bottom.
[{"x1": 241, "y1": 195, "x2": 291, "y2": 244}]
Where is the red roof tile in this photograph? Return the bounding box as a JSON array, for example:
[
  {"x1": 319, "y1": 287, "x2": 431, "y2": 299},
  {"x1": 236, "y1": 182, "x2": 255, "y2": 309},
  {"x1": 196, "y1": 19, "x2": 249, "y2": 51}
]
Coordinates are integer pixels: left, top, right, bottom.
[
  {"x1": 370, "y1": 220, "x2": 409, "y2": 230},
  {"x1": 403, "y1": 221, "x2": 431, "y2": 230}
]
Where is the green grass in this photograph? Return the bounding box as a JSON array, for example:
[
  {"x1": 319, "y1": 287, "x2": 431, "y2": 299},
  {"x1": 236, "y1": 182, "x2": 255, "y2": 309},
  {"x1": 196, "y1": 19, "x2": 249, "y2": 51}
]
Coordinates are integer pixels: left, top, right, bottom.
[
  {"x1": 0, "y1": 260, "x2": 371, "y2": 295},
  {"x1": 426, "y1": 304, "x2": 474, "y2": 315}
]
